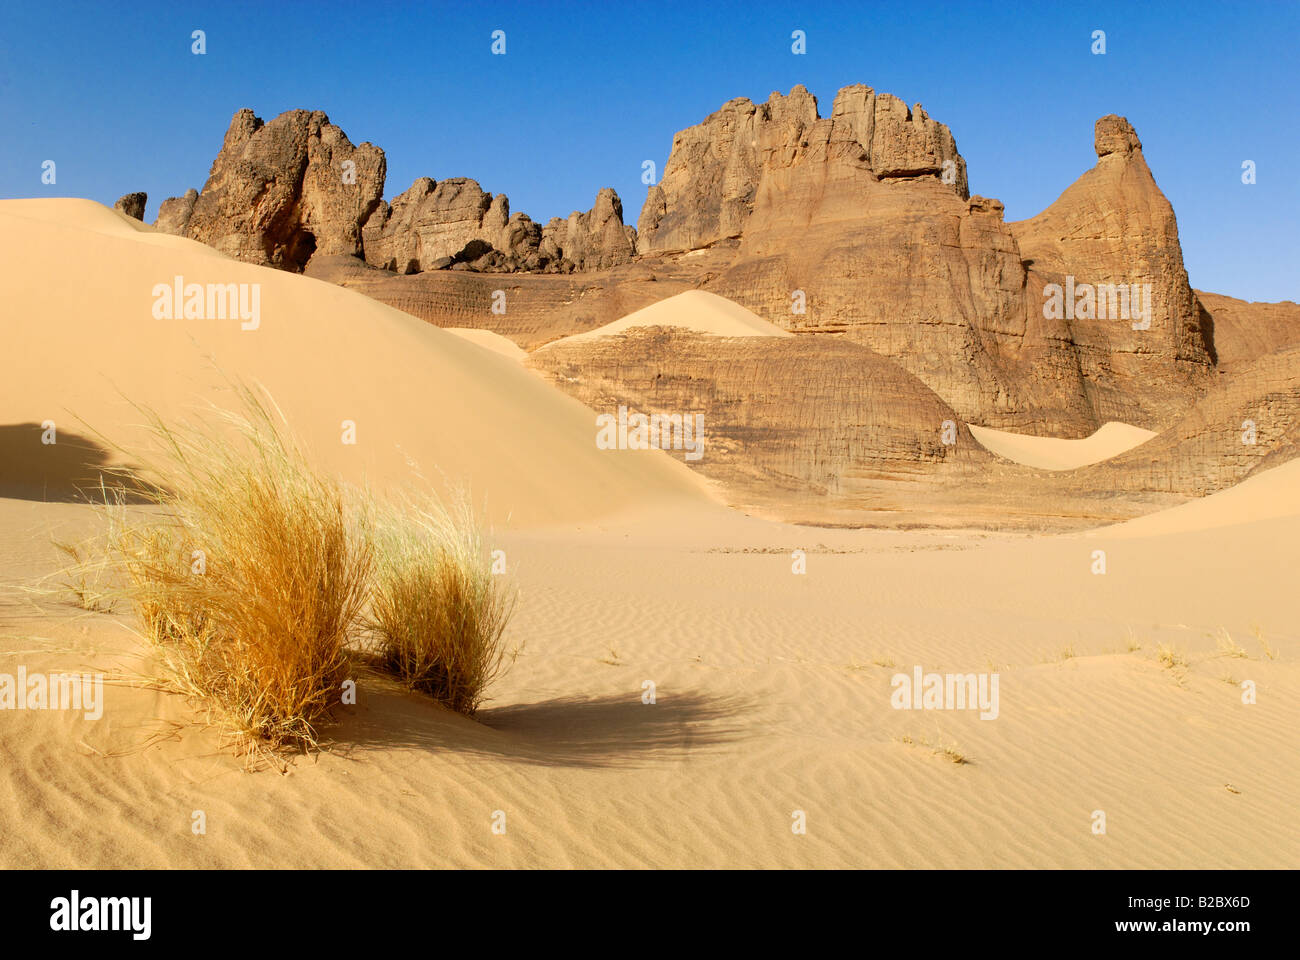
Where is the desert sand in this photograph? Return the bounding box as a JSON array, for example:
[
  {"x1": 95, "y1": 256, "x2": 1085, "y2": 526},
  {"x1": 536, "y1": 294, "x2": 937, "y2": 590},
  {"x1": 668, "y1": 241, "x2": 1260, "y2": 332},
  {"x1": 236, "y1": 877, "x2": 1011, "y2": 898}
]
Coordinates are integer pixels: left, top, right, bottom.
[
  {"x1": 1, "y1": 201, "x2": 1295, "y2": 868},
  {"x1": 969, "y1": 422, "x2": 1158, "y2": 470},
  {"x1": 552, "y1": 289, "x2": 794, "y2": 343}
]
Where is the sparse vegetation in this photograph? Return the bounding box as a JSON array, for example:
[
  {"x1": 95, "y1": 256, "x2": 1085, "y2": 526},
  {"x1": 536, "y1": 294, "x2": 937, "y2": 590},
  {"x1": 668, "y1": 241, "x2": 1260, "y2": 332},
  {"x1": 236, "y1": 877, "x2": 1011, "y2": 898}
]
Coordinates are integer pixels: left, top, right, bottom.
[
  {"x1": 1156, "y1": 642, "x2": 1189, "y2": 671},
  {"x1": 897, "y1": 731, "x2": 971, "y2": 765},
  {"x1": 1252, "y1": 624, "x2": 1277, "y2": 661},
  {"x1": 366, "y1": 495, "x2": 518, "y2": 716},
  {"x1": 52, "y1": 537, "x2": 116, "y2": 612},
  {"x1": 104, "y1": 390, "x2": 371, "y2": 752},
  {"x1": 1212, "y1": 627, "x2": 1247, "y2": 659}
]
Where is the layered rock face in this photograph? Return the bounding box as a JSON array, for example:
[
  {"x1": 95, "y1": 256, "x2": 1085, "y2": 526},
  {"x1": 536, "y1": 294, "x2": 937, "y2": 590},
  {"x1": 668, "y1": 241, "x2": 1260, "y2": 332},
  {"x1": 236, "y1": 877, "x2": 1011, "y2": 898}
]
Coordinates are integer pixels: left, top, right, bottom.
[
  {"x1": 113, "y1": 192, "x2": 146, "y2": 220},
  {"x1": 635, "y1": 85, "x2": 1084, "y2": 432},
  {"x1": 1080, "y1": 344, "x2": 1300, "y2": 496},
  {"x1": 1009, "y1": 116, "x2": 1216, "y2": 427},
  {"x1": 528, "y1": 327, "x2": 990, "y2": 520},
  {"x1": 636, "y1": 90, "x2": 1217, "y2": 434},
  {"x1": 160, "y1": 109, "x2": 386, "y2": 271}
]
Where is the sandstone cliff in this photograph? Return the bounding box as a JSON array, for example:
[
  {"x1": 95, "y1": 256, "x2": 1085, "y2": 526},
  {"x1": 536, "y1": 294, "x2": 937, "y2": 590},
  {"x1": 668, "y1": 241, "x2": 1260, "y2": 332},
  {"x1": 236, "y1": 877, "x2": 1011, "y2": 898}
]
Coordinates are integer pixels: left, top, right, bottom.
[{"x1": 158, "y1": 109, "x2": 386, "y2": 271}]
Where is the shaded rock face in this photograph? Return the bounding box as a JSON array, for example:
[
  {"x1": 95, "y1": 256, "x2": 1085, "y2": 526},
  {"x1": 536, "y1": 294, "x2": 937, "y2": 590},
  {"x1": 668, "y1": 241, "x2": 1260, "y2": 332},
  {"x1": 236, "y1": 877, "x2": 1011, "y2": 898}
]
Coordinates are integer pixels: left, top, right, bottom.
[
  {"x1": 637, "y1": 84, "x2": 968, "y2": 255},
  {"x1": 173, "y1": 109, "x2": 386, "y2": 271},
  {"x1": 1194, "y1": 292, "x2": 1300, "y2": 371},
  {"x1": 1009, "y1": 115, "x2": 1216, "y2": 428},
  {"x1": 113, "y1": 192, "x2": 147, "y2": 221},
  {"x1": 153, "y1": 188, "x2": 197, "y2": 235}
]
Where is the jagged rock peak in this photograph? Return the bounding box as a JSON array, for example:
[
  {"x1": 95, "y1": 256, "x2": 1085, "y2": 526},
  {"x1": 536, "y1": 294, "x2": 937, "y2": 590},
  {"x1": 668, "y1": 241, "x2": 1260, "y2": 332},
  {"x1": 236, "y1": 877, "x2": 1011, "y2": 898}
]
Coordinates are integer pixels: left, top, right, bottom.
[
  {"x1": 1095, "y1": 114, "x2": 1143, "y2": 158},
  {"x1": 637, "y1": 82, "x2": 969, "y2": 254}
]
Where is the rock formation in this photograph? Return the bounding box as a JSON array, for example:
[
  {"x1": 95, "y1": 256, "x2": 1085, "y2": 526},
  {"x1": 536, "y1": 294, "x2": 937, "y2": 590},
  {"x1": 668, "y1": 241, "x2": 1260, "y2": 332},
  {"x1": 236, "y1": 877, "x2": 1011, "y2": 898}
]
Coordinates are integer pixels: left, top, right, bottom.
[
  {"x1": 1192, "y1": 292, "x2": 1300, "y2": 371},
  {"x1": 631, "y1": 92, "x2": 1220, "y2": 434},
  {"x1": 637, "y1": 84, "x2": 968, "y2": 254},
  {"x1": 141, "y1": 89, "x2": 1298, "y2": 517},
  {"x1": 362, "y1": 180, "x2": 634, "y2": 275},
  {"x1": 362, "y1": 177, "x2": 509, "y2": 273},
  {"x1": 159, "y1": 109, "x2": 385, "y2": 271},
  {"x1": 113, "y1": 192, "x2": 146, "y2": 221},
  {"x1": 153, "y1": 188, "x2": 197, "y2": 235},
  {"x1": 1009, "y1": 115, "x2": 1216, "y2": 427}
]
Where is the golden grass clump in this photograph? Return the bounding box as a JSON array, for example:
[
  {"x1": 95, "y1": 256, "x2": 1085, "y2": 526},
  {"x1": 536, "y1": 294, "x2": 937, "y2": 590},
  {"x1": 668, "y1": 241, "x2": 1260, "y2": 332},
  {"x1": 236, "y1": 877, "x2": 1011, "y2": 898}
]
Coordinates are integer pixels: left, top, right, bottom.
[
  {"x1": 366, "y1": 496, "x2": 517, "y2": 717},
  {"x1": 107, "y1": 389, "x2": 371, "y2": 750}
]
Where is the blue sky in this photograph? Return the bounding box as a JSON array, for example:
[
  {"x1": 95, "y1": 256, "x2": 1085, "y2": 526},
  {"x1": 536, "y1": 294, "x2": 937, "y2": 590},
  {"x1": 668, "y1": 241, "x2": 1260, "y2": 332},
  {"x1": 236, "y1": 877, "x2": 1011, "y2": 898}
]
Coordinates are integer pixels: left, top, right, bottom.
[{"x1": 2, "y1": 0, "x2": 1296, "y2": 301}]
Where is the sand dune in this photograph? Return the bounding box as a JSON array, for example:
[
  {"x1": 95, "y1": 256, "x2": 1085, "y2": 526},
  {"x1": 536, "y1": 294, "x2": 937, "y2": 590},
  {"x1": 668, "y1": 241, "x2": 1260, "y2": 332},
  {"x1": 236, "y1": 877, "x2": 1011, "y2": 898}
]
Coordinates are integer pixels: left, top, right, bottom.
[
  {"x1": 551, "y1": 289, "x2": 793, "y2": 343},
  {"x1": 0, "y1": 200, "x2": 711, "y2": 526},
  {"x1": 1098, "y1": 458, "x2": 1300, "y2": 538},
  {"x1": 969, "y1": 421, "x2": 1157, "y2": 470}
]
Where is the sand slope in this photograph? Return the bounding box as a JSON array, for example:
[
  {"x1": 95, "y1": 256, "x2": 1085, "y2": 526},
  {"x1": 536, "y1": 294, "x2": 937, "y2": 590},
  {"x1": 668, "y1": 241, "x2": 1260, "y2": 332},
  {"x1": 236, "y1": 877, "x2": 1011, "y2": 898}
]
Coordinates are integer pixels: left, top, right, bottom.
[
  {"x1": 1097, "y1": 458, "x2": 1300, "y2": 538},
  {"x1": 969, "y1": 421, "x2": 1157, "y2": 470},
  {"x1": 0, "y1": 199, "x2": 711, "y2": 526}
]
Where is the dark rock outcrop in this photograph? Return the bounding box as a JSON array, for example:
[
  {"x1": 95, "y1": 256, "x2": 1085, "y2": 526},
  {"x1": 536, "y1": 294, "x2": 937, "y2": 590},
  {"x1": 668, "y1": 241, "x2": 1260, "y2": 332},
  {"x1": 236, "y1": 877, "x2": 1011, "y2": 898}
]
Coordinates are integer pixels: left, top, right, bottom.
[{"x1": 113, "y1": 192, "x2": 147, "y2": 221}]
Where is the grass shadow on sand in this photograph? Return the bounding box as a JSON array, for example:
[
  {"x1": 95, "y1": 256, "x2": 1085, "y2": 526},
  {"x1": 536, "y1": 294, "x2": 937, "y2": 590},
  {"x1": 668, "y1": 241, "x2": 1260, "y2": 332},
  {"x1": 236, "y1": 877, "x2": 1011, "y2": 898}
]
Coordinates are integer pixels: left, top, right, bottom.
[
  {"x1": 333, "y1": 673, "x2": 751, "y2": 769},
  {"x1": 0, "y1": 423, "x2": 151, "y2": 503}
]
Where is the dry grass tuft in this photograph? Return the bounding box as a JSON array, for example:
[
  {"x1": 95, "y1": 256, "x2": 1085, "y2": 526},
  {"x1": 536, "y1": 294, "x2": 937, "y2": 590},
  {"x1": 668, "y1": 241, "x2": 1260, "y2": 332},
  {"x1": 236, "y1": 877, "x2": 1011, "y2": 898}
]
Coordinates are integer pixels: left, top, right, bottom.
[
  {"x1": 52, "y1": 536, "x2": 117, "y2": 612},
  {"x1": 1212, "y1": 627, "x2": 1248, "y2": 659},
  {"x1": 366, "y1": 495, "x2": 518, "y2": 717},
  {"x1": 1156, "y1": 642, "x2": 1189, "y2": 671},
  {"x1": 1252, "y1": 624, "x2": 1277, "y2": 661},
  {"x1": 103, "y1": 387, "x2": 371, "y2": 752}
]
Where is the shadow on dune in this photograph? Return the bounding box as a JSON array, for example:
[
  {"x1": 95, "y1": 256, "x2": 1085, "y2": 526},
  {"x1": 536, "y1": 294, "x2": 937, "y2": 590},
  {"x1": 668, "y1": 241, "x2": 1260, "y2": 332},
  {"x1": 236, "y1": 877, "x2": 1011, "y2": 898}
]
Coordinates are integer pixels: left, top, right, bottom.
[
  {"x1": 0, "y1": 422, "x2": 150, "y2": 503},
  {"x1": 334, "y1": 679, "x2": 751, "y2": 769}
]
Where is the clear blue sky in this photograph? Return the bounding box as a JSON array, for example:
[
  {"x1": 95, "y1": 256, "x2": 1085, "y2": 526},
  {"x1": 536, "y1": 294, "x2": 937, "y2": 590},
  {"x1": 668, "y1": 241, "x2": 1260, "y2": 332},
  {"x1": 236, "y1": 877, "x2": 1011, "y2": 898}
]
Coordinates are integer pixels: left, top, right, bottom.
[{"x1": 2, "y1": 0, "x2": 1296, "y2": 301}]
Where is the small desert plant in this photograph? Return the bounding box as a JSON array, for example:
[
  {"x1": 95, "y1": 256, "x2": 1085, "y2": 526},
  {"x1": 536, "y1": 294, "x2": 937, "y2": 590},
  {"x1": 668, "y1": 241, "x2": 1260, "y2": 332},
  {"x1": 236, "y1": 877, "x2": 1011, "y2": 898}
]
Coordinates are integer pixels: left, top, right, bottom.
[
  {"x1": 52, "y1": 537, "x2": 116, "y2": 612},
  {"x1": 1252, "y1": 624, "x2": 1276, "y2": 661},
  {"x1": 366, "y1": 495, "x2": 517, "y2": 716},
  {"x1": 1156, "y1": 642, "x2": 1188, "y2": 671},
  {"x1": 897, "y1": 731, "x2": 971, "y2": 765},
  {"x1": 104, "y1": 388, "x2": 371, "y2": 751},
  {"x1": 1212, "y1": 627, "x2": 1247, "y2": 659}
]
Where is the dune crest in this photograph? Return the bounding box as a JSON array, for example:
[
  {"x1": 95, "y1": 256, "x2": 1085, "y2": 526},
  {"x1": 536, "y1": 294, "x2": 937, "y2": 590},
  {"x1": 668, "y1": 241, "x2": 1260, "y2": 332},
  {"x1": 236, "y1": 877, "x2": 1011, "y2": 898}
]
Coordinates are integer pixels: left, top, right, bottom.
[{"x1": 550, "y1": 290, "x2": 793, "y2": 343}]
